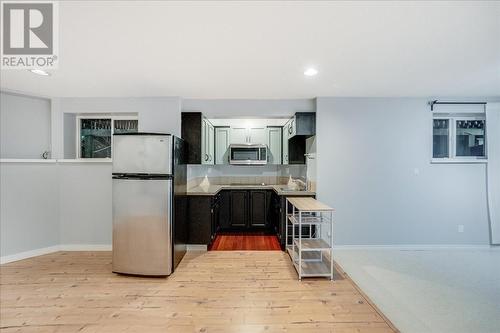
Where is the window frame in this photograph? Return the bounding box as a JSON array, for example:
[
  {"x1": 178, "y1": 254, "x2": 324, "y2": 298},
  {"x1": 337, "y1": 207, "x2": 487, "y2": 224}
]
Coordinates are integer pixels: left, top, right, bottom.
[
  {"x1": 76, "y1": 115, "x2": 138, "y2": 159},
  {"x1": 431, "y1": 114, "x2": 487, "y2": 163}
]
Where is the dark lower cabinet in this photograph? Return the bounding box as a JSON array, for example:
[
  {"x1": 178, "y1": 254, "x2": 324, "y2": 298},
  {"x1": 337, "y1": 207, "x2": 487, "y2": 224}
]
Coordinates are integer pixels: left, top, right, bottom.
[
  {"x1": 249, "y1": 190, "x2": 267, "y2": 227},
  {"x1": 230, "y1": 190, "x2": 248, "y2": 228},
  {"x1": 220, "y1": 189, "x2": 274, "y2": 231},
  {"x1": 187, "y1": 193, "x2": 220, "y2": 245},
  {"x1": 187, "y1": 196, "x2": 212, "y2": 245},
  {"x1": 218, "y1": 190, "x2": 231, "y2": 229},
  {"x1": 187, "y1": 189, "x2": 315, "y2": 248}
]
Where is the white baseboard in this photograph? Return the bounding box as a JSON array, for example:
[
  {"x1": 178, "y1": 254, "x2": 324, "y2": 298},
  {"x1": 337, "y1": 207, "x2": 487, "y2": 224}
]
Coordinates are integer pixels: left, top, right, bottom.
[
  {"x1": 1, "y1": 244, "x2": 112, "y2": 264},
  {"x1": 333, "y1": 244, "x2": 498, "y2": 250},
  {"x1": 59, "y1": 244, "x2": 112, "y2": 251},
  {"x1": 187, "y1": 244, "x2": 207, "y2": 251},
  {"x1": 0, "y1": 245, "x2": 60, "y2": 264}
]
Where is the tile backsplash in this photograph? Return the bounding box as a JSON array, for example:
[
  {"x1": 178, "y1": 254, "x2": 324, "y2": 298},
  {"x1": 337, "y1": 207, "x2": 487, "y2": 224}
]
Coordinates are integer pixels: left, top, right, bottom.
[{"x1": 187, "y1": 164, "x2": 306, "y2": 188}]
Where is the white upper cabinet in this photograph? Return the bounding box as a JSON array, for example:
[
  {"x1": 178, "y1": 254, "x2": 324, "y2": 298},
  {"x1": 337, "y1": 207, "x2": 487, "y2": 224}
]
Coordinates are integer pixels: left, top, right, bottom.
[
  {"x1": 282, "y1": 119, "x2": 290, "y2": 164},
  {"x1": 248, "y1": 127, "x2": 266, "y2": 144},
  {"x1": 230, "y1": 127, "x2": 248, "y2": 144},
  {"x1": 267, "y1": 127, "x2": 282, "y2": 164},
  {"x1": 202, "y1": 118, "x2": 215, "y2": 165},
  {"x1": 215, "y1": 127, "x2": 230, "y2": 164},
  {"x1": 229, "y1": 127, "x2": 266, "y2": 145},
  {"x1": 208, "y1": 122, "x2": 214, "y2": 164}
]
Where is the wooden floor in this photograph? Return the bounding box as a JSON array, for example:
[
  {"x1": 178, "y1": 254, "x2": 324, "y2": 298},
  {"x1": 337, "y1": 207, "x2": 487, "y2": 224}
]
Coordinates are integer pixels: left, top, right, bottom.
[
  {"x1": 0, "y1": 251, "x2": 398, "y2": 333},
  {"x1": 210, "y1": 234, "x2": 281, "y2": 251}
]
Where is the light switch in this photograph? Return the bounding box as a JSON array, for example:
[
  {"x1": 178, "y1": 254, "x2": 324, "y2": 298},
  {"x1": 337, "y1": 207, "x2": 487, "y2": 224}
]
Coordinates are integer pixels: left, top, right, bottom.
[
  {"x1": 414, "y1": 168, "x2": 420, "y2": 175},
  {"x1": 458, "y1": 225, "x2": 465, "y2": 233}
]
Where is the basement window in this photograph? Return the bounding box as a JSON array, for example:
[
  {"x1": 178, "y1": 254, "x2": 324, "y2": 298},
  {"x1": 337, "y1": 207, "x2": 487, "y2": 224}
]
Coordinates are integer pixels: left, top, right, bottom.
[
  {"x1": 77, "y1": 116, "x2": 138, "y2": 158},
  {"x1": 432, "y1": 115, "x2": 486, "y2": 163}
]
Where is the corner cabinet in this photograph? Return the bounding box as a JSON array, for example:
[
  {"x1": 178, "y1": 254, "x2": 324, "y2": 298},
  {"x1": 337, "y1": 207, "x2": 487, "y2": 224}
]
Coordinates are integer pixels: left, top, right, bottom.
[
  {"x1": 181, "y1": 112, "x2": 215, "y2": 165},
  {"x1": 282, "y1": 112, "x2": 316, "y2": 165}
]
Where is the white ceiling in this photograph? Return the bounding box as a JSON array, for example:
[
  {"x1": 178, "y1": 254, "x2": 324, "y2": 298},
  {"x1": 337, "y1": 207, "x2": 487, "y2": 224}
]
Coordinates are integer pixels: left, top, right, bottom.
[{"x1": 1, "y1": 1, "x2": 499, "y2": 98}]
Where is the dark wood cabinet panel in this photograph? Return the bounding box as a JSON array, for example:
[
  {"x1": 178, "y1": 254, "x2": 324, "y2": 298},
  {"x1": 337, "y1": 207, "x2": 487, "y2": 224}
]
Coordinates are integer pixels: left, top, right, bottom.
[
  {"x1": 294, "y1": 112, "x2": 316, "y2": 137},
  {"x1": 181, "y1": 112, "x2": 203, "y2": 164},
  {"x1": 187, "y1": 196, "x2": 212, "y2": 244},
  {"x1": 275, "y1": 193, "x2": 316, "y2": 249},
  {"x1": 283, "y1": 112, "x2": 315, "y2": 165},
  {"x1": 249, "y1": 190, "x2": 267, "y2": 227},
  {"x1": 288, "y1": 136, "x2": 306, "y2": 164},
  {"x1": 230, "y1": 190, "x2": 248, "y2": 227},
  {"x1": 218, "y1": 190, "x2": 231, "y2": 229}
]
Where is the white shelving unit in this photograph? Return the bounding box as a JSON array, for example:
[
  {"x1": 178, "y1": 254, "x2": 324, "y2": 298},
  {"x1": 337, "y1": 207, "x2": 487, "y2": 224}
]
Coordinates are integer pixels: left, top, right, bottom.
[{"x1": 285, "y1": 197, "x2": 334, "y2": 280}]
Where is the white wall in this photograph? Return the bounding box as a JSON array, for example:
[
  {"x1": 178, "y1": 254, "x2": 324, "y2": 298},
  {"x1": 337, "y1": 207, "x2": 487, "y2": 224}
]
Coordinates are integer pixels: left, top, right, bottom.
[
  {"x1": 59, "y1": 163, "x2": 112, "y2": 245},
  {"x1": 0, "y1": 92, "x2": 52, "y2": 159},
  {"x1": 317, "y1": 97, "x2": 492, "y2": 245},
  {"x1": 182, "y1": 98, "x2": 314, "y2": 118},
  {"x1": 0, "y1": 162, "x2": 60, "y2": 256},
  {"x1": 486, "y1": 103, "x2": 500, "y2": 244}
]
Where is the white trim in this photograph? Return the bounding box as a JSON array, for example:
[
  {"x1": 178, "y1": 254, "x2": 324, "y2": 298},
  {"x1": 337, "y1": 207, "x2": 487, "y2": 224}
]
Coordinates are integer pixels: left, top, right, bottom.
[
  {"x1": 1, "y1": 244, "x2": 112, "y2": 264},
  {"x1": 431, "y1": 114, "x2": 487, "y2": 162},
  {"x1": 76, "y1": 115, "x2": 138, "y2": 159},
  {"x1": 431, "y1": 158, "x2": 487, "y2": 164},
  {"x1": 333, "y1": 244, "x2": 498, "y2": 251},
  {"x1": 0, "y1": 159, "x2": 57, "y2": 163},
  {"x1": 59, "y1": 244, "x2": 112, "y2": 251},
  {"x1": 57, "y1": 158, "x2": 112, "y2": 164},
  {"x1": 0, "y1": 246, "x2": 60, "y2": 264},
  {"x1": 186, "y1": 244, "x2": 208, "y2": 251},
  {"x1": 0, "y1": 88, "x2": 52, "y2": 101}
]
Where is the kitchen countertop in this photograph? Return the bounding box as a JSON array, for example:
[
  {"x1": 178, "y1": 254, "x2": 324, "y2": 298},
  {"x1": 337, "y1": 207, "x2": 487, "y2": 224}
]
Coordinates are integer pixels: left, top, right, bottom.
[{"x1": 187, "y1": 184, "x2": 315, "y2": 196}]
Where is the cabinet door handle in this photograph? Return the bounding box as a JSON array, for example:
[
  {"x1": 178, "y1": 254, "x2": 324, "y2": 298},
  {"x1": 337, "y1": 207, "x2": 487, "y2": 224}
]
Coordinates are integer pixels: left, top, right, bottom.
[{"x1": 205, "y1": 154, "x2": 209, "y2": 161}]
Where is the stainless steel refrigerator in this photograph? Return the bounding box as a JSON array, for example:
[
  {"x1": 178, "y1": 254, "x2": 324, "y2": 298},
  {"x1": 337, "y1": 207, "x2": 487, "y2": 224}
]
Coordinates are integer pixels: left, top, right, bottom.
[{"x1": 112, "y1": 133, "x2": 187, "y2": 276}]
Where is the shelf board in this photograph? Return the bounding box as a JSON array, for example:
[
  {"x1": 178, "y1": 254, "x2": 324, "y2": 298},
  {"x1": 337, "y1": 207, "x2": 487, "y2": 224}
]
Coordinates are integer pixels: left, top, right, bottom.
[
  {"x1": 287, "y1": 197, "x2": 333, "y2": 211},
  {"x1": 287, "y1": 214, "x2": 330, "y2": 225},
  {"x1": 292, "y1": 254, "x2": 333, "y2": 278},
  {"x1": 293, "y1": 238, "x2": 331, "y2": 251},
  {"x1": 286, "y1": 245, "x2": 325, "y2": 262}
]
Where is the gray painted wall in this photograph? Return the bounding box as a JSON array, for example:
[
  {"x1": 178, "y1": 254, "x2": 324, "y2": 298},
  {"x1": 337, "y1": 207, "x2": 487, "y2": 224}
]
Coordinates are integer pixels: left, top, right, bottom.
[
  {"x1": 0, "y1": 92, "x2": 51, "y2": 159},
  {"x1": 59, "y1": 163, "x2": 112, "y2": 245},
  {"x1": 182, "y1": 98, "x2": 314, "y2": 118},
  {"x1": 316, "y1": 97, "x2": 492, "y2": 245},
  {"x1": 60, "y1": 96, "x2": 182, "y2": 131},
  {"x1": 0, "y1": 163, "x2": 59, "y2": 256}
]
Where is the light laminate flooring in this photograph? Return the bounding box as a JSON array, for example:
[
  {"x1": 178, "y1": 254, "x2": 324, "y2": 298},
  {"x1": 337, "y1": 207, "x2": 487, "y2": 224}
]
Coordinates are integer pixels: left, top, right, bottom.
[{"x1": 0, "y1": 251, "x2": 397, "y2": 333}]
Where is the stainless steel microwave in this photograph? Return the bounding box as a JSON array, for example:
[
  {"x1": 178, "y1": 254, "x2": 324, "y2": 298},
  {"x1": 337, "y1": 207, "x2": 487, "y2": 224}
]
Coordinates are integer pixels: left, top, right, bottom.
[{"x1": 229, "y1": 144, "x2": 267, "y2": 165}]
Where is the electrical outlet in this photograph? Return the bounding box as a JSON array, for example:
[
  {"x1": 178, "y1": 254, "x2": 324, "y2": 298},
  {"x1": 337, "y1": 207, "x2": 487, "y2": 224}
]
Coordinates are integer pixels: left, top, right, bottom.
[{"x1": 458, "y1": 225, "x2": 464, "y2": 233}]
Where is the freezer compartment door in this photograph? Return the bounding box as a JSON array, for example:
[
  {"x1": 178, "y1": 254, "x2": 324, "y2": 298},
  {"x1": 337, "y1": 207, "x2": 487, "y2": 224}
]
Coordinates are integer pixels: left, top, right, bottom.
[
  {"x1": 113, "y1": 134, "x2": 172, "y2": 174},
  {"x1": 112, "y1": 178, "x2": 172, "y2": 276}
]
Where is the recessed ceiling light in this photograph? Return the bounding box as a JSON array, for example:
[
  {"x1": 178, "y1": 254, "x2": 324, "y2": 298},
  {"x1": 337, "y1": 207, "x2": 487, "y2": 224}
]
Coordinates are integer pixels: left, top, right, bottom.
[
  {"x1": 28, "y1": 69, "x2": 50, "y2": 76},
  {"x1": 304, "y1": 68, "x2": 318, "y2": 77}
]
